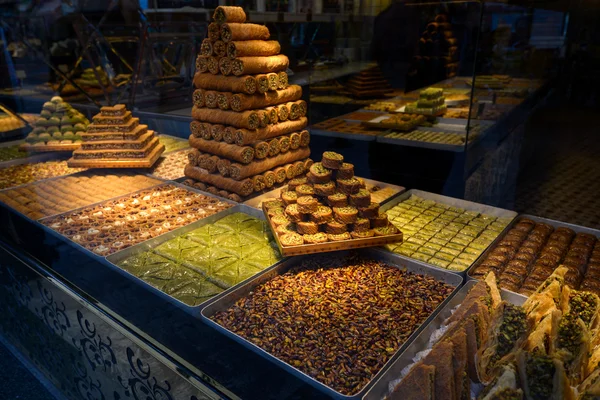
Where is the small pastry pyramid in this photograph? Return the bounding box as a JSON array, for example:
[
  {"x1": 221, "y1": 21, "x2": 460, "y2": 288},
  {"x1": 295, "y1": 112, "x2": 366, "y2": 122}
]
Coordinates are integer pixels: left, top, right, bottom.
[
  {"x1": 405, "y1": 88, "x2": 447, "y2": 116},
  {"x1": 21, "y1": 96, "x2": 89, "y2": 152},
  {"x1": 67, "y1": 104, "x2": 164, "y2": 168},
  {"x1": 184, "y1": 6, "x2": 311, "y2": 202},
  {"x1": 345, "y1": 65, "x2": 393, "y2": 98}
]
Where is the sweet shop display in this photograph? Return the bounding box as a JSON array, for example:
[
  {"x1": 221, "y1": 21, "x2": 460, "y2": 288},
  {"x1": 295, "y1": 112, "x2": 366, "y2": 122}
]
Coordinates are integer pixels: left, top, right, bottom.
[
  {"x1": 20, "y1": 96, "x2": 89, "y2": 152},
  {"x1": 116, "y1": 212, "x2": 280, "y2": 306},
  {"x1": 385, "y1": 194, "x2": 512, "y2": 271},
  {"x1": 158, "y1": 134, "x2": 190, "y2": 153},
  {"x1": 345, "y1": 65, "x2": 393, "y2": 98},
  {"x1": 67, "y1": 104, "x2": 165, "y2": 168},
  {"x1": 148, "y1": 149, "x2": 190, "y2": 180},
  {"x1": 187, "y1": 6, "x2": 310, "y2": 201},
  {"x1": 405, "y1": 88, "x2": 447, "y2": 116},
  {"x1": 210, "y1": 253, "x2": 455, "y2": 395},
  {"x1": 0, "y1": 172, "x2": 161, "y2": 220},
  {"x1": 42, "y1": 184, "x2": 232, "y2": 255},
  {"x1": 0, "y1": 160, "x2": 86, "y2": 190},
  {"x1": 470, "y1": 217, "x2": 600, "y2": 296},
  {"x1": 261, "y1": 151, "x2": 402, "y2": 254},
  {"x1": 385, "y1": 268, "x2": 600, "y2": 399}
]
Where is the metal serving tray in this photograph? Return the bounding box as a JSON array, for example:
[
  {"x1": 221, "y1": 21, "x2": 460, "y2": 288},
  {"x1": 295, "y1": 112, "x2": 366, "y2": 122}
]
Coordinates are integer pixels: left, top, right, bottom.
[
  {"x1": 0, "y1": 150, "x2": 70, "y2": 169},
  {"x1": 380, "y1": 189, "x2": 517, "y2": 278},
  {"x1": 363, "y1": 280, "x2": 526, "y2": 400},
  {"x1": 243, "y1": 177, "x2": 406, "y2": 209},
  {"x1": 467, "y1": 214, "x2": 600, "y2": 283},
  {"x1": 106, "y1": 204, "x2": 276, "y2": 315},
  {"x1": 200, "y1": 247, "x2": 464, "y2": 400},
  {"x1": 37, "y1": 181, "x2": 237, "y2": 261}
]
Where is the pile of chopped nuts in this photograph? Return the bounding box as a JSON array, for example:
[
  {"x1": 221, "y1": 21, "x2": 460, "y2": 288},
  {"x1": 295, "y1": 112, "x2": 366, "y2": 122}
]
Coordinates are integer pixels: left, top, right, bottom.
[{"x1": 211, "y1": 255, "x2": 454, "y2": 395}]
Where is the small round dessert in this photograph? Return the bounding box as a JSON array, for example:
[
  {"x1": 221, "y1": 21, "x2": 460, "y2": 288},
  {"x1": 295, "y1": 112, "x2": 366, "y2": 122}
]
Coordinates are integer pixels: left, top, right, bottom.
[
  {"x1": 47, "y1": 126, "x2": 59, "y2": 134},
  {"x1": 333, "y1": 206, "x2": 358, "y2": 224},
  {"x1": 352, "y1": 218, "x2": 370, "y2": 232},
  {"x1": 371, "y1": 213, "x2": 389, "y2": 228},
  {"x1": 328, "y1": 232, "x2": 351, "y2": 241},
  {"x1": 349, "y1": 189, "x2": 371, "y2": 208},
  {"x1": 287, "y1": 177, "x2": 308, "y2": 191},
  {"x1": 303, "y1": 232, "x2": 329, "y2": 244},
  {"x1": 314, "y1": 181, "x2": 336, "y2": 197},
  {"x1": 296, "y1": 196, "x2": 318, "y2": 213},
  {"x1": 297, "y1": 221, "x2": 319, "y2": 235},
  {"x1": 337, "y1": 178, "x2": 361, "y2": 195},
  {"x1": 281, "y1": 191, "x2": 298, "y2": 205},
  {"x1": 374, "y1": 224, "x2": 399, "y2": 236},
  {"x1": 321, "y1": 151, "x2": 344, "y2": 169},
  {"x1": 351, "y1": 229, "x2": 375, "y2": 239},
  {"x1": 295, "y1": 184, "x2": 315, "y2": 197},
  {"x1": 42, "y1": 102, "x2": 56, "y2": 112},
  {"x1": 325, "y1": 221, "x2": 347, "y2": 234},
  {"x1": 310, "y1": 205, "x2": 333, "y2": 224},
  {"x1": 280, "y1": 232, "x2": 304, "y2": 246},
  {"x1": 308, "y1": 162, "x2": 332, "y2": 184},
  {"x1": 271, "y1": 215, "x2": 291, "y2": 227},
  {"x1": 276, "y1": 223, "x2": 296, "y2": 236},
  {"x1": 285, "y1": 203, "x2": 303, "y2": 222},
  {"x1": 358, "y1": 202, "x2": 380, "y2": 219},
  {"x1": 336, "y1": 163, "x2": 354, "y2": 180},
  {"x1": 267, "y1": 207, "x2": 285, "y2": 218},
  {"x1": 327, "y1": 192, "x2": 348, "y2": 208}
]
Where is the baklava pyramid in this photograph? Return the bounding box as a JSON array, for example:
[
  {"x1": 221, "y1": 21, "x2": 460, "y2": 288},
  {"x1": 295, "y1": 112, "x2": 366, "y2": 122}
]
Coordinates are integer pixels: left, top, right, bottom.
[{"x1": 67, "y1": 104, "x2": 164, "y2": 168}]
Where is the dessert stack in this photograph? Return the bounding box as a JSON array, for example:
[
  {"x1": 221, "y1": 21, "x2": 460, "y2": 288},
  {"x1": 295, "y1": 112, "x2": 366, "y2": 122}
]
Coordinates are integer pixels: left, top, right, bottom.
[
  {"x1": 67, "y1": 104, "x2": 165, "y2": 168},
  {"x1": 184, "y1": 6, "x2": 311, "y2": 202},
  {"x1": 405, "y1": 88, "x2": 447, "y2": 116},
  {"x1": 345, "y1": 65, "x2": 393, "y2": 98},
  {"x1": 21, "y1": 96, "x2": 89, "y2": 152}
]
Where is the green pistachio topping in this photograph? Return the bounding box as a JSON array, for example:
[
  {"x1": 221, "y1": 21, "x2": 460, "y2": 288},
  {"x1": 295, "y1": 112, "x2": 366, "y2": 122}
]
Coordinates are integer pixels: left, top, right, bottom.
[{"x1": 526, "y1": 354, "x2": 555, "y2": 400}]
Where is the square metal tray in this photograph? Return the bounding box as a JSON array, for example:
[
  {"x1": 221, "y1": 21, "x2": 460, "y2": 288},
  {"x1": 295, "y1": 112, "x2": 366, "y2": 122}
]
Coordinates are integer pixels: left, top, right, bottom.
[
  {"x1": 200, "y1": 247, "x2": 464, "y2": 399},
  {"x1": 105, "y1": 204, "x2": 279, "y2": 315},
  {"x1": 363, "y1": 280, "x2": 526, "y2": 400},
  {"x1": 36, "y1": 181, "x2": 237, "y2": 261},
  {"x1": 243, "y1": 177, "x2": 406, "y2": 209},
  {"x1": 379, "y1": 189, "x2": 518, "y2": 278},
  {"x1": 467, "y1": 214, "x2": 600, "y2": 284}
]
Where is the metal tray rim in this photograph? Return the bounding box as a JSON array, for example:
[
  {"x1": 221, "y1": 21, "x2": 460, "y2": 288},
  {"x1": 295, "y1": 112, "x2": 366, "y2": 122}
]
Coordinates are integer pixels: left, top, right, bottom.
[{"x1": 200, "y1": 247, "x2": 463, "y2": 400}]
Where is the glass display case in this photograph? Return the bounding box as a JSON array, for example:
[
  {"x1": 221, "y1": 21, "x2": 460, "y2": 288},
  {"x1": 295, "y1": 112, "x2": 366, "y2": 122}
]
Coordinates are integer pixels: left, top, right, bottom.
[{"x1": 2, "y1": 1, "x2": 598, "y2": 400}]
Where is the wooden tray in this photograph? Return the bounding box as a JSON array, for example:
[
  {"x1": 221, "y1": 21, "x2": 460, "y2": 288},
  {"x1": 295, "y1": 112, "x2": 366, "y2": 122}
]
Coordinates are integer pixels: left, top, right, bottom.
[
  {"x1": 19, "y1": 143, "x2": 81, "y2": 153},
  {"x1": 262, "y1": 202, "x2": 403, "y2": 256},
  {"x1": 66, "y1": 144, "x2": 165, "y2": 168}
]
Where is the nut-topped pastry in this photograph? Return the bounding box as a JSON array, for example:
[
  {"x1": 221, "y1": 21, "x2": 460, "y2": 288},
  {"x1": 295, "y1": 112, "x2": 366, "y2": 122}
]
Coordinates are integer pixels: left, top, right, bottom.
[{"x1": 322, "y1": 151, "x2": 344, "y2": 169}]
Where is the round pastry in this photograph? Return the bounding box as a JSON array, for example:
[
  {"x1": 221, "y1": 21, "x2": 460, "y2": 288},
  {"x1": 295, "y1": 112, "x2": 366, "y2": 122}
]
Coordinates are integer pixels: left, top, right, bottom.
[
  {"x1": 308, "y1": 162, "x2": 332, "y2": 184},
  {"x1": 349, "y1": 189, "x2": 371, "y2": 208},
  {"x1": 333, "y1": 206, "x2": 358, "y2": 224},
  {"x1": 351, "y1": 230, "x2": 375, "y2": 239},
  {"x1": 47, "y1": 117, "x2": 60, "y2": 126},
  {"x1": 74, "y1": 123, "x2": 86, "y2": 132},
  {"x1": 39, "y1": 132, "x2": 52, "y2": 141},
  {"x1": 321, "y1": 151, "x2": 344, "y2": 169},
  {"x1": 328, "y1": 232, "x2": 351, "y2": 241},
  {"x1": 310, "y1": 206, "x2": 333, "y2": 224},
  {"x1": 285, "y1": 203, "x2": 303, "y2": 222},
  {"x1": 40, "y1": 110, "x2": 52, "y2": 119},
  {"x1": 356, "y1": 177, "x2": 367, "y2": 189},
  {"x1": 325, "y1": 221, "x2": 347, "y2": 234},
  {"x1": 280, "y1": 232, "x2": 304, "y2": 246},
  {"x1": 60, "y1": 124, "x2": 73, "y2": 134},
  {"x1": 276, "y1": 223, "x2": 296, "y2": 236},
  {"x1": 264, "y1": 199, "x2": 284, "y2": 210},
  {"x1": 374, "y1": 225, "x2": 399, "y2": 236},
  {"x1": 42, "y1": 102, "x2": 56, "y2": 112},
  {"x1": 63, "y1": 132, "x2": 75, "y2": 140},
  {"x1": 337, "y1": 178, "x2": 361, "y2": 195},
  {"x1": 267, "y1": 207, "x2": 285, "y2": 218},
  {"x1": 25, "y1": 133, "x2": 38, "y2": 143},
  {"x1": 335, "y1": 163, "x2": 354, "y2": 180},
  {"x1": 352, "y1": 218, "x2": 370, "y2": 232},
  {"x1": 327, "y1": 192, "x2": 348, "y2": 208},
  {"x1": 295, "y1": 184, "x2": 315, "y2": 196},
  {"x1": 371, "y1": 213, "x2": 389, "y2": 228},
  {"x1": 52, "y1": 131, "x2": 63, "y2": 139},
  {"x1": 36, "y1": 118, "x2": 49, "y2": 127},
  {"x1": 297, "y1": 196, "x2": 318, "y2": 213},
  {"x1": 51, "y1": 96, "x2": 63, "y2": 103},
  {"x1": 46, "y1": 126, "x2": 59, "y2": 134},
  {"x1": 287, "y1": 177, "x2": 308, "y2": 191},
  {"x1": 303, "y1": 232, "x2": 329, "y2": 244},
  {"x1": 358, "y1": 202, "x2": 379, "y2": 219},
  {"x1": 31, "y1": 127, "x2": 45, "y2": 135},
  {"x1": 297, "y1": 221, "x2": 319, "y2": 235},
  {"x1": 281, "y1": 191, "x2": 298, "y2": 205},
  {"x1": 271, "y1": 215, "x2": 291, "y2": 226},
  {"x1": 313, "y1": 181, "x2": 336, "y2": 197}
]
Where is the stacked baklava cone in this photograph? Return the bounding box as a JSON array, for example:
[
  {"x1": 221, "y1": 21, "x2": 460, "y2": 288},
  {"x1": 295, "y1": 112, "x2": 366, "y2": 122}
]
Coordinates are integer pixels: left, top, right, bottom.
[{"x1": 184, "y1": 6, "x2": 311, "y2": 202}]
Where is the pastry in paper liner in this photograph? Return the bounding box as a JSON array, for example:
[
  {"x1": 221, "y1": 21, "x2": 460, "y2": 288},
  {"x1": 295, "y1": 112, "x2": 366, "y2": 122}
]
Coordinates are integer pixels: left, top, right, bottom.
[{"x1": 516, "y1": 351, "x2": 574, "y2": 400}]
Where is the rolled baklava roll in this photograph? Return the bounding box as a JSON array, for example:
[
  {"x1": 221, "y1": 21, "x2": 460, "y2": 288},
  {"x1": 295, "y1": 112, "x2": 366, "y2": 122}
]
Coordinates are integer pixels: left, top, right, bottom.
[
  {"x1": 213, "y1": 6, "x2": 246, "y2": 24},
  {"x1": 227, "y1": 40, "x2": 280, "y2": 58},
  {"x1": 221, "y1": 23, "x2": 269, "y2": 43},
  {"x1": 193, "y1": 73, "x2": 257, "y2": 95},
  {"x1": 231, "y1": 55, "x2": 289, "y2": 76}
]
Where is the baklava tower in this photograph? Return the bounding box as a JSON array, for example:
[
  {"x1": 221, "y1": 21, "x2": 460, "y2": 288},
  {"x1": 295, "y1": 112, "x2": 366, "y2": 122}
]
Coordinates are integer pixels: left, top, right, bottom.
[
  {"x1": 68, "y1": 104, "x2": 165, "y2": 168},
  {"x1": 185, "y1": 6, "x2": 311, "y2": 202}
]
